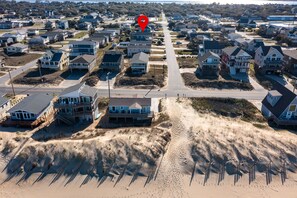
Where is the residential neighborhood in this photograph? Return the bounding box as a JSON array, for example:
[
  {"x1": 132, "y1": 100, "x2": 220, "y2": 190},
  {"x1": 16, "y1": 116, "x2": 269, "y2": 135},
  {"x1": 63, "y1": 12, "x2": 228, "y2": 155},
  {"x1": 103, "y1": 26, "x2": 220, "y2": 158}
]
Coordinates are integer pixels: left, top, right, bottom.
[{"x1": 0, "y1": 1, "x2": 297, "y2": 197}]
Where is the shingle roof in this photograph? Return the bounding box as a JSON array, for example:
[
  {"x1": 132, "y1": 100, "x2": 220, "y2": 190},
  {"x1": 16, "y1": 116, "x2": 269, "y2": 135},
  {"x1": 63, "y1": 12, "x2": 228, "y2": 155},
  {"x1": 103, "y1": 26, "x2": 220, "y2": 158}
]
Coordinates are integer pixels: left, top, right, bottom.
[
  {"x1": 261, "y1": 46, "x2": 284, "y2": 56},
  {"x1": 60, "y1": 83, "x2": 97, "y2": 98},
  {"x1": 203, "y1": 40, "x2": 225, "y2": 50},
  {"x1": 131, "y1": 52, "x2": 149, "y2": 64},
  {"x1": 223, "y1": 46, "x2": 251, "y2": 57},
  {"x1": 8, "y1": 94, "x2": 54, "y2": 114},
  {"x1": 283, "y1": 50, "x2": 297, "y2": 60},
  {"x1": 102, "y1": 52, "x2": 122, "y2": 63},
  {"x1": 262, "y1": 82, "x2": 296, "y2": 118},
  {"x1": 0, "y1": 96, "x2": 9, "y2": 107},
  {"x1": 198, "y1": 51, "x2": 220, "y2": 63},
  {"x1": 109, "y1": 98, "x2": 151, "y2": 107},
  {"x1": 51, "y1": 52, "x2": 63, "y2": 62},
  {"x1": 10, "y1": 43, "x2": 28, "y2": 49},
  {"x1": 70, "y1": 55, "x2": 96, "y2": 64}
]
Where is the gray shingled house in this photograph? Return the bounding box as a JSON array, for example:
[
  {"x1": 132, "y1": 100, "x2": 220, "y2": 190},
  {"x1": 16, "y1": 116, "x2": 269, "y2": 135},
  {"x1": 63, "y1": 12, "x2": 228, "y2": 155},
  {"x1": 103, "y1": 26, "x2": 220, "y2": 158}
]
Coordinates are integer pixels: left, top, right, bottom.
[
  {"x1": 7, "y1": 94, "x2": 54, "y2": 127},
  {"x1": 100, "y1": 51, "x2": 124, "y2": 72},
  {"x1": 130, "y1": 52, "x2": 149, "y2": 74},
  {"x1": 107, "y1": 97, "x2": 153, "y2": 124},
  {"x1": 197, "y1": 51, "x2": 220, "y2": 77},
  {"x1": 262, "y1": 83, "x2": 297, "y2": 126},
  {"x1": 55, "y1": 83, "x2": 100, "y2": 124}
]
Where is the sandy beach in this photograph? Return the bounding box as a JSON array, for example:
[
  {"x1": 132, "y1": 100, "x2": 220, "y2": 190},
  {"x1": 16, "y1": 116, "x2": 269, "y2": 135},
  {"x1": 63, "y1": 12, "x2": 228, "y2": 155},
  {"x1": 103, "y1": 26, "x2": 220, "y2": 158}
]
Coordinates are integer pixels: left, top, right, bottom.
[{"x1": 1, "y1": 98, "x2": 297, "y2": 197}]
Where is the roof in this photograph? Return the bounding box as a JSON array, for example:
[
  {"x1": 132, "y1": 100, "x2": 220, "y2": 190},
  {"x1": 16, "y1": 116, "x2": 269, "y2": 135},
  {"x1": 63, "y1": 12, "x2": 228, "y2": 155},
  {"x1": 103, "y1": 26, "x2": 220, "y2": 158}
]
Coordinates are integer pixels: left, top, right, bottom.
[
  {"x1": 262, "y1": 82, "x2": 296, "y2": 118},
  {"x1": 260, "y1": 46, "x2": 284, "y2": 56},
  {"x1": 70, "y1": 40, "x2": 97, "y2": 45},
  {"x1": 203, "y1": 40, "x2": 225, "y2": 50},
  {"x1": 198, "y1": 51, "x2": 220, "y2": 62},
  {"x1": 8, "y1": 94, "x2": 54, "y2": 114},
  {"x1": 109, "y1": 98, "x2": 151, "y2": 107},
  {"x1": 51, "y1": 51, "x2": 63, "y2": 62},
  {"x1": 131, "y1": 52, "x2": 149, "y2": 64},
  {"x1": 283, "y1": 50, "x2": 297, "y2": 60},
  {"x1": 223, "y1": 46, "x2": 250, "y2": 57},
  {"x1": 0, "y1": 96, "x2": 9, "y2": 107},
  {"x1": 9, "y1": 43, "x2": 27, "y2": 49},
  {"x1": 60, "y1": 83, "x2": 97, "y2": 98},
  {"x1": 102, "y1": 52, "x2": 122, "y2": 63},
  {"x1": 70, "y1": 55, "x2": 96, "y2": 64}
]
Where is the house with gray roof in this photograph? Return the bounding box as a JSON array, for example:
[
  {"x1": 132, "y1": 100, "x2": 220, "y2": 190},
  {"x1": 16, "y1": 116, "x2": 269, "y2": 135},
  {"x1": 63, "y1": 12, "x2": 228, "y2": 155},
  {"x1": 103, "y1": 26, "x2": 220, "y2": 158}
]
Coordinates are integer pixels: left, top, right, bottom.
[
  {"x1": 40, "y1": 50, "x2": 69, "y2": 70},
  {"x1": 69, "y1": 54, "x2": 96, "y2": 72},
  {"x1": 262, "y1": 82, "x2": 297, "y2": 126},
  {"x1": 7, "y1": 94, "x2": 54, "y2": 126},
  {"x1": 130, "y1": 52, "x2": 149, "y2": 74},
  {"x1": 5, "y1": 43, "x2": 29, "y2": 55},
  {"x1": 55, "y1": 83, "x2": 100, "y2": 124},
  {"x1": 108, "y1": 97, "x2": 153, "y2": 124},
  {"x1": 254, "y1": 45, "x2": 284, "y2": 74},
  {"x1": 221, "y1": 46, "x2": 252, "y2": 76},
  {"x1": 197, "y1": 51, "x2": 220, "y2": 77},
  {"x1": 283, "y1": 50, "x2": 297, "y2": 76},
  {"x1": 198, "y1": 40, "x2": 226, "y2": 56},
  {"x1": 69, "y1": 40, "x2": 99, "y2": 59}
]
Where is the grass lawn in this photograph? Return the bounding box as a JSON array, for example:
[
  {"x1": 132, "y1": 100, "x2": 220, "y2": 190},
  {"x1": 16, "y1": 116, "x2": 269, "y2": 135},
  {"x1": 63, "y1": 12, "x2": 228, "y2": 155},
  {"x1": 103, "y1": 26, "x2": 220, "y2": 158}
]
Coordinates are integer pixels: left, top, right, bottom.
[{"x1": 190, "y1": 98, "x2": 266, "y2": 123}]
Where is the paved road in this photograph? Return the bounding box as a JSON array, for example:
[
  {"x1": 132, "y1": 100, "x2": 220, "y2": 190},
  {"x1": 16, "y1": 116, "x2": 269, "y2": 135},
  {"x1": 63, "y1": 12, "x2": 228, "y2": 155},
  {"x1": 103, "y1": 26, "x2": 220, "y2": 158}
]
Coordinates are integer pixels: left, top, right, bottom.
[
  {"x1": 161, "y1": 13, "x2": 186, "y2": 91},
  {"x1": 0, "y1": 13, "x2": 268, "y2": 101}
]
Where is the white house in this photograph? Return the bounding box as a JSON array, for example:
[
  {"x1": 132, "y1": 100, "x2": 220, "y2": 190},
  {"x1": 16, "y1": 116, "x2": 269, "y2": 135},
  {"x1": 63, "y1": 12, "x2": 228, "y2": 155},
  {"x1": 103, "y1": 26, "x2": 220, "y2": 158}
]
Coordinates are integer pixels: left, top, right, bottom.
[
  {"x1": 130, "y1": 52, "x2": 149, "y2": 74},
  {"x1": 254, "y1": 45, "x2": 284, "y2": 74},
  {"x1": 6, "y1": 43, "x2": 29, "y2": 54},
  {"x1": 69, "y1": 54, "x2": 96, "y2": 72},
  {"x1": 127, "y1": 40, "x2": 152, "y2": 57},
  {"x1": 8, "y1": 94, "x2": 54, "y2": 122},
  {"x1": 40, "y1": 50, "x2": 69, "y2": 70}
]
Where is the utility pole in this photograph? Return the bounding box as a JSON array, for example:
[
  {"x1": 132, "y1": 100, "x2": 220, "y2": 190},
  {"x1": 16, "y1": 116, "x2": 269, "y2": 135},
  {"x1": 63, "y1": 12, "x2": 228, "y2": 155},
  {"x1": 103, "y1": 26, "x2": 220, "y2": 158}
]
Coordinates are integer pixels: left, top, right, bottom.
[
  {"x1": 37, "y1": 59, "x2": 43, "y2": 82},
  {"x1": 8, "y1": 69, "x2": 16, "y2": 97},
  {"x1": 106, "y1": 72, "x2": 111, "y2": 99}
]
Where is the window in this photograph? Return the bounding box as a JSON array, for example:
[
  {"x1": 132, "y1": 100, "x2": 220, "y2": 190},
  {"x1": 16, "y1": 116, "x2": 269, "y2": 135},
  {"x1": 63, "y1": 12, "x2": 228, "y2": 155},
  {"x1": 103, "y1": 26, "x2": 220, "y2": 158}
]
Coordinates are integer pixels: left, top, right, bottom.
[{"x1": 289, "y1": 105, "x2": 296, "y2": 112}]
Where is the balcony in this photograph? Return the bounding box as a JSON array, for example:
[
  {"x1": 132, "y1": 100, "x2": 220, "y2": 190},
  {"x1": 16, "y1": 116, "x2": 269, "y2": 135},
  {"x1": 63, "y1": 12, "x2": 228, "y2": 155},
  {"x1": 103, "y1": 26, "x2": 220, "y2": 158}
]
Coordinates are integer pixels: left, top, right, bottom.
[
  {"x1": 264, "y1": 60, "x2": 282, "y2": 65},
  {"x1": 107, "y1": 112, "x2": 153, "y2": 118},
  {"x1": 54, "y1": 102, "x2": 94, "y2": 109}
]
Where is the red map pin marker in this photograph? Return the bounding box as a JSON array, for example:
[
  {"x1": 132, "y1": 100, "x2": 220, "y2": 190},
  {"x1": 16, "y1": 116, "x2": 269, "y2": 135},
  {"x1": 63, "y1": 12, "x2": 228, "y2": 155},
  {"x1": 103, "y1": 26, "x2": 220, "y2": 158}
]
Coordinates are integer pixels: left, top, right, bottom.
[{"x1": 137, "y1": 15, "x2": 149, "y2": 32}]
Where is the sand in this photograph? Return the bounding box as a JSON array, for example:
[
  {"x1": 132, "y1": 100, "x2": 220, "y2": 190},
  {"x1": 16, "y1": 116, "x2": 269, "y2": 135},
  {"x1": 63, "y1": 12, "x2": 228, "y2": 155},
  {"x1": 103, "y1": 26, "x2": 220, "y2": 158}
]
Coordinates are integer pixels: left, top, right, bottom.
[{"x1": 1, "y1": 98, "x2": 297, "y2": 197}]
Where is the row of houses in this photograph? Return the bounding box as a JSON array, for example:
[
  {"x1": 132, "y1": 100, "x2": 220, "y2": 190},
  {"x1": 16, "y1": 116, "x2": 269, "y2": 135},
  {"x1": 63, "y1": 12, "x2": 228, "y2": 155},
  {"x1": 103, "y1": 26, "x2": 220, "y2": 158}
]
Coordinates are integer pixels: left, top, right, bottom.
[{"x1": 0, "y1": 83, "x2": 153, "y2": 127}]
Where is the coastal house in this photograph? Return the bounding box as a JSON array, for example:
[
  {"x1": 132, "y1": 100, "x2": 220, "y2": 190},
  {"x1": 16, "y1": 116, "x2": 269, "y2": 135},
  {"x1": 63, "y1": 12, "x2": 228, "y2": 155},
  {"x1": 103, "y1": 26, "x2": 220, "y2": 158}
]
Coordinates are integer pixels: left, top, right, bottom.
[
  {"x1": 221, "y1": 46, "x2": 252, "y2": 76},
  {"x1": 57, "y1": 20, "x2": 69, "y2": 29},
  {"x1": 55, "y1": 83, "x2": 100, "y2": 124},
  {"x1": 40, "y1": 50, "x2": 69, "y2": 70},
  {"x1": 130, "y1": 32, "x2": 152, "y2": 41},
  {"x1": 69, "y1": 40, "x2": 99, "y2": 59},
  {"x1": 130, "y1": 52, "x2": 149, "y2": 74},
  {"x1": 27, "y1": 29, "x2": 40, "y2": 37},
  {"x1": 7, "y1": 94, "x2": 54, "y2": 127},
  {"x1": 127, "y1": 40, "x2": 152, "y2": 57},
  {"x1": 262, "y1": 83, "x2": 297, "y2": 126},
  {"x1": 227, "y1": 33, "x2": 242, "y2": 41},
  {"x1": 77, "y1": 22, "x2": 92, "y2": 31},
  {"x1": 0, "y1": 21, "x2": 18, "y2": 29},
  {"x1": 44, "y1": 21, "x2": 56, "y2": 30},
  {"x1": 80, "y1": 13, "x2": 102, "y2": 27},
  {"x1": 237, "y1": 17, "x2": 257, "y2": 29},
  {"x1": 107, "y1": 97, "x2": 153, "y2": 124},
  {"x1": 100, "y1": 51, "x2": 124, "y2": 72},
  {"x1": 0, "y1": 96, "x2": 11, "y2": 121},
  {"x1": 40, "y1": 31, "x2": 67, "y2": 43},
  {"x1": 197, "y1": 51, "x2": 220, "y2": 77},
  {"x1": 28, "y1": 36, "x2": 49, "y2": 46},
  {"x1": 283, "y1": 50, "x2": 297, "y2": 76},
  {"x1": 69, "y1": 54, "x2": 96, "y2": 72},
  {"x1": 0, "y1": 33, "x2": 25, "y2": 44},
  {"x1": 254, "y1": 46, "x2": 284, "y2": 74},
  {"x1": 199, "y1": 40, "x2": 225, "y2": 56},
  {"x1": 5, "y1": 43, "x2": 29, "y2": 55}
]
